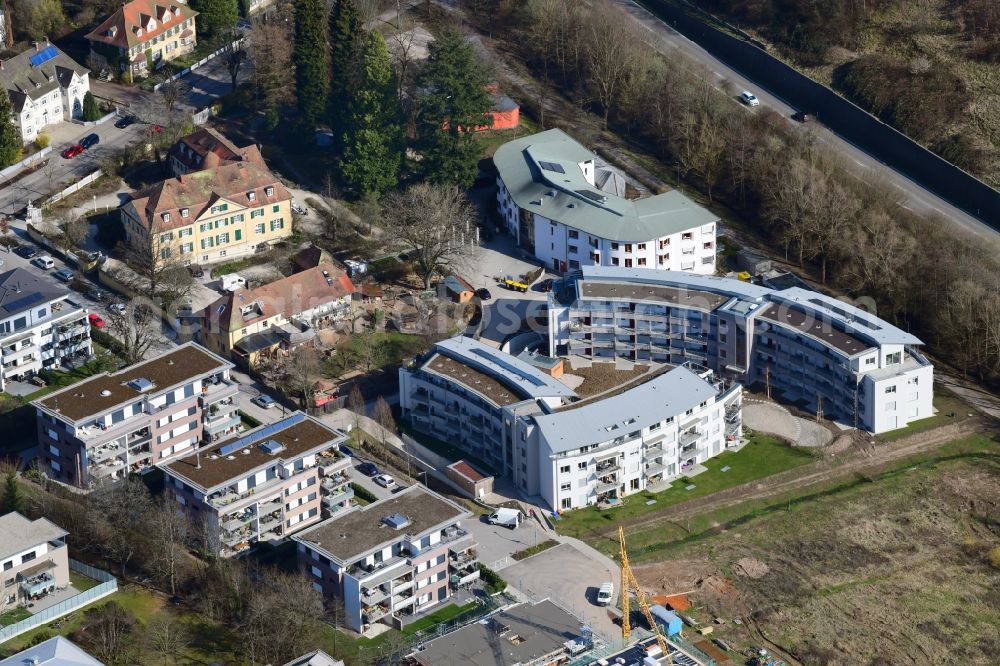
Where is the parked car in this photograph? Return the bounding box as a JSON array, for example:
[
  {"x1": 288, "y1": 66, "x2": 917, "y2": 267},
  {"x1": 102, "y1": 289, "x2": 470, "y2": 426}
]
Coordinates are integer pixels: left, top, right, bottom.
[
  {"x1": 31, "y1": 256, "x2": 55, "y2": 270},
  {"x1": 86, "y1": 289, "x2": 106, "y2": 301},
  {"x1": 338, "y1": 444, "x2": 354, "y2": 457},
  {"x1": 110, "y1": 301, "x2": 127, "y2": 313},
  {"x1": 487, "y1": 508, "x2": 522, "y2": 529},
  {"x1": 739, "y1": 91, "x2": 760, "y2": 107},
  {"x1": 61, "y1": 144, "x2": 84, "y2": 159},
  {"x1": 357, "y1": 462, "x2": 379, "y2": 477},
  {"x1": 791, "y1": 110, "x2": 812, "y2": 123},
  {"x1": 114, "y1": 115, "x2": 135, "y2": 129},
  {"x1": 373, "y1": 474, "x2": 395, "y2": 489},
  {"x1": 88, "y1": 313, "x2": 105, "y2": 328},
  {"x1": 476, "y1": 287, "x2": 492, "y2": 301},
  {"x1": 13, "y1": 245, "x2": 37, "y2": 259},
  {"x1": 80, "y1": 133, "x2": 100, "y2": 149},
  {"x1": 596, "y1": 582, "x2": 614, "y2": 606},
  {"x1": 252, "y1": 394, "x2": 277, "y2": 409},
  {"x1": 53, "y1": 268, "x2": 74, "y2": 282}
]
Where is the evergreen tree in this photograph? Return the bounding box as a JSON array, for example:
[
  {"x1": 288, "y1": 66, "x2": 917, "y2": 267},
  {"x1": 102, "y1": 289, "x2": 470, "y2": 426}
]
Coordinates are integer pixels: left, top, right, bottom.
[
  {"x1": 416, "y1": 29, "x2": 493, "y2": 187},
  {"x1": 1, "y1": 467, "x2": 24, "y2": 516},
  {"x1": 339, "y1": 32, "x2": 403, "y2": 196},
  {"x1": 0, "y1": 89, "x2": 21, "y2": 168},
  {"x1": 82, "y1": 92, "x2": 101, "y2": 121},
  {"x1": 293, "y1": 0, "x2": 330, "y2": 129},
  {"x1": 327, "y1": 0, "x2": 363, "y2": 137},
  {"x1": 190, "y1": 0, "x2": 239, "y2": 38}
]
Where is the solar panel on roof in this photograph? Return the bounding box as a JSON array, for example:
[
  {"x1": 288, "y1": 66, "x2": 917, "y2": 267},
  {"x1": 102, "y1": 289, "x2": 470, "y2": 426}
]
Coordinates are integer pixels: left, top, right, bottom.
[
  {"x1": 538, "y1": 161, "x2": 565, "y2": 174},
  {"x1": 214, "y1": 412, "x2": 306, "y2": 457},
  {"x1": 3, "y1": 292, "x2": 44, "y2": 313},
  {"x1": 29, "y1": 46, "x2": 58, "y2": 68}
]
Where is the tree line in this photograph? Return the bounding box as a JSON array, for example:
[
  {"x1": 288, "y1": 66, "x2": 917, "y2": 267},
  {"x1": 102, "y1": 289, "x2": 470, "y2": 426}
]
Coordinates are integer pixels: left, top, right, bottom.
[{"x1": 508, "y1": 0, "x2": 1000, "y2": 384}]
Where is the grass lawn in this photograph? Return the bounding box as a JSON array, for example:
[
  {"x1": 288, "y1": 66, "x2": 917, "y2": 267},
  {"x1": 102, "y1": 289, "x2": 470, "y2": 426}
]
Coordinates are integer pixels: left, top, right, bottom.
[
  {"x1": 877, "y1": 388, "x2": 974, "y2": 442},
  {"x1": 401, "y1": 601, "x2": 477, "y2": 637},
  {"x1": 329, "y1": 331, "x2": 429, "y2": 376},
  {"x1": 0, "y1": 607, "x2": 31, "y2": 627},
  {"x1": 69, "y1": 571, "x2": 101, "y2": 593},
  {"x1": 555, "y1": 435, "x2": 815, "y2": 540}
]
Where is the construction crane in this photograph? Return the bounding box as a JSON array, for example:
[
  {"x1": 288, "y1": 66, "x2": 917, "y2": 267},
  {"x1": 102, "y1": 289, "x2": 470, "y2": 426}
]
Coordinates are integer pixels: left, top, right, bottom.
[{"x1": 619, "y1": 526, "x2": 673, "y2": 664}]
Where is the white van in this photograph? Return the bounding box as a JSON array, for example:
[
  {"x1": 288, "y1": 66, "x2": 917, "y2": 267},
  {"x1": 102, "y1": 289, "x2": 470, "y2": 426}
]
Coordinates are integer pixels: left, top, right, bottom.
[
  {"x1": 597, "y1": 582, "x2": 614, "y2": 606},
  {"x1": 487, "y1": 507, "x2": 522, "y2": 529},
  {"x1": 32, "y1": 256, "x2": 55, "y2": 270}
]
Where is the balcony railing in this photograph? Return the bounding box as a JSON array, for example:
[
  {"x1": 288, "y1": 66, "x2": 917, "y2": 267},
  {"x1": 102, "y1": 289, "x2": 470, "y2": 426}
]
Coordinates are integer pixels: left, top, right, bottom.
[{"x1": 680, "y1": 430, "x2": 700, "y2": 447}]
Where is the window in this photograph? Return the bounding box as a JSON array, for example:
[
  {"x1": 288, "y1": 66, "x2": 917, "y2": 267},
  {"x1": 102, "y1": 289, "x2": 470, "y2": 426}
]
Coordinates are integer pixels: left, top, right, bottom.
[
  {"x1": 21, "y1": 551, "x2": 36, "y2": 564},
  {"x1": 637, "y1": 243, "x2": 646, "y2": 250},
  {"x1": 625, "y1": 243, "x2": 632, "y2": 252},
  {"x1": 162, "y1": 213, "x2": 170, "y2": 223},
  {"x1": 217, "y1": 233, "x2": 230, "y2": 244},
  {"x1": 255, "y1": 223, "x2": 265, "y2": 234},
  {"x1": 886, "y1": 352, "x2": 902, "y2": 365},
  {"x1": 159, "y1": 232, "x2": 172, "y2": 242},
  {"x1": 568, "y1": 245, "x2": 578, "y2": 254},
  {"x1": 682, "y1": 232, "x2": 693, "y2": 240},
  {"x1": 568, "y1": 229, "x2": 579, "y2": 239},
  {"x1": 611, "y1": 257, "x2": 619, "y2": 266},
  {"x1": 180, "y1": 242, "x2": 193, "y2": 254},
  {"x1": 266, "y1": 186, "x2": 274, "y2": 196},
  {"x1": 658, "y1": 255, "x2": 668, "y2": 265},
  {"x1": 270, "y1": 218, "x2": 284, "y2": 231},
  {"x1": 36, "y1": 308, "x2": 46, "y2": 319},
  {"x1": 885, "y1": 385, "x2": 896, "y2": 394},
  {"x1": 568, "y1": 259, "x2": 580, "y2": 269},
  {"x1": 178, "y1": 228, "x2": 192, "y2": 237},
  {"x1": 577, "y1": 461, "x2": 587, "y2": 470},
  {"x1": 234, "y1": 229, "x2": 242, "y2": 241},
  {"x1": 703, "y1": 242, "x2": 713, "y2": 249},
  {"x1": 637, "y1": 258, "x2": 647, "y2": 266},
  {"x1": 624, "y1": 259, "x2": 633, "y2": 268},
  {"x1": 559, "y1": 465, "x2": 570, "y2": 474},
  {"x1": 701, "y1": 256, "x2": 713, "y2": 264},
  {"x1": 272, "y1": 205, "x2": 280, "y2": 213},
  {"x1": 160, "y1": 247, "x2": 171, "y2": 259},
  {"x1": 248, "y1": 191, "x2": 256, "y2": 201},
  {"x1": 611, "y1": 242, "x2": 619, "y2": 250},
  {"x1": 591, "y1": 252, "x2": 600, "y2": 262},
  {"x1": 560, "y1": 483, "x2": 571, "y2": 491},
  {"x1": 251, "y1": 209, "x2": 264, "y2": 218},
  {"x1": 561, "y1": 498, "x2": 572, "y2": 509},
  {"x1": 14, "y1": 317, "x2": 27, "y2": 332}
]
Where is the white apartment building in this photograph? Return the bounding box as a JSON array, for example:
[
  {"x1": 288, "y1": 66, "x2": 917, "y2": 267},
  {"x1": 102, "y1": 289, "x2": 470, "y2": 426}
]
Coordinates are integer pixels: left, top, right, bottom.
[
  {"x1": 548, "y1": 266, "x2": 934, "y2": 434},
  {"x1": 33, "y1": 343, "x2": 238, "y2": 488},
  {"x1": 0, "y1": 42, "x2": 90, "y2": 144},
  {"x1": 399, "y1": 336, "x2": 741, "y2": 511},
  {"x1": 0, "y1": 268, "x2": 92, "y2": 392},
  {"x1": 494, "y1": 129, "x2": 718, "y2": 275}
]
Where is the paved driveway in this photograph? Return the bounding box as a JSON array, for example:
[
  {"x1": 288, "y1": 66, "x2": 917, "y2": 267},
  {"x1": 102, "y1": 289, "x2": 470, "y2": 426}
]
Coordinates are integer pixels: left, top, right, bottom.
[
  {"x1": 500, "y1": 543, "x2": 619, "y2": 641},
  {"x1": 462, "y1": 515, "x2": 548, "y2": 569}
]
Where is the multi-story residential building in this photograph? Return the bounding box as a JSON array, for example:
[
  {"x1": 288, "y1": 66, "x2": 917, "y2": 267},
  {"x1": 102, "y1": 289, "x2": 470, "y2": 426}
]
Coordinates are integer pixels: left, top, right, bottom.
[
  {"x1": 399, "y1": 336, "x2": 740, "y2": 510},
  {"x1": 199, "y1": 263, "x2": 355, "y2": 366},
  {"x1": 398, "y1": 336, "x2": 577, "y2": 475},
  {"x1": 494, "y1": 129, "x2": 718, "y2": 275},
  {"x1": 293, "y1": 485, "x2": 477, "y2": 635},
  {"x1": 0, "y1": 637, "x2": 105, "y2": 666},
  {"x1": 0, "y1": 268, "x2": 92, "y2": 392},
  {"x1": 86, "y1": 0, "x2": 198, "y2": 80},
  {"x1": 548, "y1": 266, "x2": 934, "y2": 433},
  {"x1": 120, "y1": 160, "x2": 293, "y2": 267},
  {"x1": 161, "y1": 412, "x2": 352, "y2": 557},
  {"x1": 33, "y1": 343, "x2": 238, "y2": 488},
  {"x1": 168, "y1": 127, "x2": 264, "y2": 177},
  {"x1": 0, "y1": 41, "x2": 90, "y2": 144},
  {"x1": 0, "y1": 512, "x2": 69, "y2": 611}
]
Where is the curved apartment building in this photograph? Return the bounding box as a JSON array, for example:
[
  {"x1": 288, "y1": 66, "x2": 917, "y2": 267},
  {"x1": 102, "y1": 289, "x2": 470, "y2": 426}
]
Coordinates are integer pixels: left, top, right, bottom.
[{"x1": 547, "y1": 266, "x2": 933, "y2": 433}]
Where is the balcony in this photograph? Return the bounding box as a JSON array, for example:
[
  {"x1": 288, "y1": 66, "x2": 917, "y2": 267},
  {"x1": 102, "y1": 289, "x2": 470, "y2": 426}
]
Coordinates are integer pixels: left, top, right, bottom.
[
  {"x1": 222, "y1": 508, "x2": 256, "y2": 532},
  {"x1": 680, "y1": 429, "x2": 700, "y2": 447},
  {"x1": 595, "y1": 480, "x2": 619, "y2": 495},
  {"x1": 204, "y1": 413, "x2": 241, "y2": 435},
  {"x1": 322, "y1": 487, "x2": 354, "y2": 509},
  {"x1": 645, "y1": 461, "x2": 668, "y2": 476}
]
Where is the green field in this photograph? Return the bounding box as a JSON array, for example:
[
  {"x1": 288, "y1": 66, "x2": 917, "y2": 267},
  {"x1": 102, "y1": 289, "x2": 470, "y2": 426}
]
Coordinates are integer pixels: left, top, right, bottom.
[{"x1": 554, "y1": 435, "x2": 815, "y2": 541}]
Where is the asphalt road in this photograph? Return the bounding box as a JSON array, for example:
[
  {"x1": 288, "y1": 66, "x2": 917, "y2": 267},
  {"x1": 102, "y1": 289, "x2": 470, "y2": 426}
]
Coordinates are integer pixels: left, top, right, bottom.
[
  {"x1": 0, "y1": 119, "x2": 145, "y2": 216},
  {"x1": 616, "y1": 0, "x2": 999, "y2": 241}
]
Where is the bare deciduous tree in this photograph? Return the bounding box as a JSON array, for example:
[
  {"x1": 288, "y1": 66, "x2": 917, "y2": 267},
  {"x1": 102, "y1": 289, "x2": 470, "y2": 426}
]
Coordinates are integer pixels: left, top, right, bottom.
[
  {"x1": 385, "y1": 183, "x2": 478, "y2": 289},
  {"x1": 105, "y1": 299, "x2": 160, "y2": 364},
  {"x1": 373, "y1": 395, "x2": 396, "y2": 466},
  {"x1": 583, "y1": 6, "x2": 639, "y2": 128},
  {"x1": 146, "y1": 615, "x2": 192, "y2": 665},
  {"x1": 348, "y1": 383, "x2": 365, "y2": 436},
  {"x1": 84, "y1": 601, "x2": 137, "y2": 666},
  {"x1": 241, "y1": 570, "x2": 325, "y2": 666},
  {"x1": 280, "y1": 345, "x2": 323, "y2": 409},
  {"x1": 148, "y1": 499, "x2": 191, "y2": 597},
  {"x1": 224, "y1": 38, "x2": 246, "y2": 91},
  {"x1": 87, "y1": 478, "x2": 154, "y2": 579}
]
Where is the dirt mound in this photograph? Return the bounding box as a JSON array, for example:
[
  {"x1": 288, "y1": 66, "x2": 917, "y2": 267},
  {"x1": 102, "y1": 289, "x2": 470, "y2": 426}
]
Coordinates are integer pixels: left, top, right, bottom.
[
  {"x1": 632, "y1": 558, "x2": 713, "y2": 594},
  {"x1": 734, "y1": 557, "x2": 770, "y2": 579}
]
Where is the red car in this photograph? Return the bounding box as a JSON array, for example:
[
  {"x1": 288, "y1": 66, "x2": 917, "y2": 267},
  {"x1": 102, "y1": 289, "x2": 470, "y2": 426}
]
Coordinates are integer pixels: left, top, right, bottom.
[
  {"x1": 61, "y1": 144, "x2": 84, "y2": 159},
  {"x1": 88, "y1": 313, "x2": 105, "y2": 328},
  {"x1": 145, "y1": 124, "x2": 162, "y2": 137}
]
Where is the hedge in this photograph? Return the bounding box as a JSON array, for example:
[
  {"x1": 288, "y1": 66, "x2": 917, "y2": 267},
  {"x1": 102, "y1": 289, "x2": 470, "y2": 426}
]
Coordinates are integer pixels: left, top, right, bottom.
[
  {"x1": 350, "y1": 482, "x2": 377, "y2": 504},
  {"x1": 477, "y1": 563, "x2": 507, "y2": 595}
]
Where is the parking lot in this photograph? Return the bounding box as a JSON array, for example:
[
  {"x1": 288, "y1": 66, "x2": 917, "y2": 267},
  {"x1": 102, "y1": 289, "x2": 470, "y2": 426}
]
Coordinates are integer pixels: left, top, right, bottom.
[
  {"x1": 499, "y1": 542, "x2": 620, "y2": 641},
  {"x1": 461, "y1": 514, "x2": 548, "y2": 569}
]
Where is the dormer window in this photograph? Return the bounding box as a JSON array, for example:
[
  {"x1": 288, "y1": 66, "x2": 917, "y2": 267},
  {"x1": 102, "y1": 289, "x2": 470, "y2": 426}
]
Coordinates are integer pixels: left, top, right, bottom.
[
  {"x1": 181, "y1": 208, "x2": 189, "y2": 217},
  {"x1": 247, "y1": 191, "x2": 255, "y2": 201},
  {"x1": 136, "y1": 28, "x2": 143, "y2": 37},
  {"x1": 265, "y1": 186, "x2": 274, "y2": 197},
  {"x1": 148, "y1": 20, "x2": 157, "y2": 31},
  {"x1": 162, "y1": 212, "x2": 171, "y2": 223},
  {"x1": 108, "y1": 26, "x2": 117, "y2": 38}
]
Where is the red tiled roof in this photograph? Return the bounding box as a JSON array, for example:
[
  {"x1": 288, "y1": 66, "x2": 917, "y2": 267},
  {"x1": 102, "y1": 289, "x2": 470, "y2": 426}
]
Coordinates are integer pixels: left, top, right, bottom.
[
  {"x1": 127, "y1": 161, "x2": 291, "y2": 232},
  {"x1": 169, "y1": 127, "x2": 263, "y2": 174},
  {"x1": 86, "y1": 0, "x2": 197, "y2": 50}
]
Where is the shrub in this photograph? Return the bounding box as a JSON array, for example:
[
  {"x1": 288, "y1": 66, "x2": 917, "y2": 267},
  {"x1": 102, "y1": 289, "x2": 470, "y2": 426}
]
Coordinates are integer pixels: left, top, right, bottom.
[
  {"x1": 350, "y1": 482, "x2": 377, "y2": 504},
  {"x1": 477, "y1": 563, "x2": 507, "y2": 595},
  {"x1": 82, "y1": 92, "x2": 102, "y2": 121},
  {"x1": 34, "y1": 133, "x2": 50, "y2": 149}
]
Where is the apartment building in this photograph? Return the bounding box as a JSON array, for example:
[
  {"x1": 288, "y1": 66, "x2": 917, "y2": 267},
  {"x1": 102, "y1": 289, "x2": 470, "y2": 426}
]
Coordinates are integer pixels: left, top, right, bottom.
[
  {"x1": 495, "y1": 129, "x2": 718, "y2": 274},
  {"x1": 0, "y1": 41, "x2": 90, "y2": 144},
  {"x1": 548, "y1": 266, "x2": 934, "y2": 433},
  {"x1": 33, "y1": 343, "x2": 238, "y2": 488},
  {"x1": 293, "y1": 485, "x2": 477, "y2": 635},
  {"x1": 168, "y1": 127, "x2": 265, "y2": 177},
  {"x1": 120, "y1": 161, "x2": 293, "y2": 268},
  {"x1": 86, "y1": 0, "x2": 198, "y2": 79},
  {"x1": 161, "y1": 412, "x2": 352, "y2": 557},
  {"x1": 0, "y1": 637, "x2": 105, "y2": 666},
  {"x1": 0, "y1": 268, "x2": 92, "y2": 392},
  {"x1": 398, "y1": 336, "x2": 577, "y2": 475},
  {"x1": 0, "y1": 512, "x2": 69, "y2": 611},
  {"x1": 199, "y1": 263, "x2": 355, "y2": 366}
]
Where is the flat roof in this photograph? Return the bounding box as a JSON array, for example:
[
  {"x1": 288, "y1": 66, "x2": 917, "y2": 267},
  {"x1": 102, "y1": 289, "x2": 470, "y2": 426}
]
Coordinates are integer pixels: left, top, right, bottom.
[
  {"x1": 0, "y1": 512, "x2": 67, "y2": 561},
  {"x1": 495, "y1": 129, "x2": 718, "y2": 242},
  {"x1": 423, "y1": 336, "x2": 576, "y2": 406},
  {"x1": 758, "y1": 302, "x2": 872, "y2": 357},
  {"x1": 411, "y1": 600, "x2": 583, "y2": 666},
  {"x1": 162, "y1": 412, "x2": 346, "y2": 491},
  {"x1": 36, "y1": 343, "x2": 232, "y2": 422},
  {"x1": 579, "y1": 280, "x2": 730, "y2": 311},
  {"x1": 294, "y1": 485, "x2": 469, "y2": 563},
  {"x1": 533, "y1": 366, "x2": 719, "y2": 454},
  {"x1": 448, "y1": 460, "x2": 489, "y2": 482}
]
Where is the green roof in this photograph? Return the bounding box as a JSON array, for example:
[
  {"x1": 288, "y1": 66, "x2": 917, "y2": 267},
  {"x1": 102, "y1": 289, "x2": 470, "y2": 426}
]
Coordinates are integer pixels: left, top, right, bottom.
[{"x1": 494, "y1": 129, "x2": 718, "y2": 242}]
